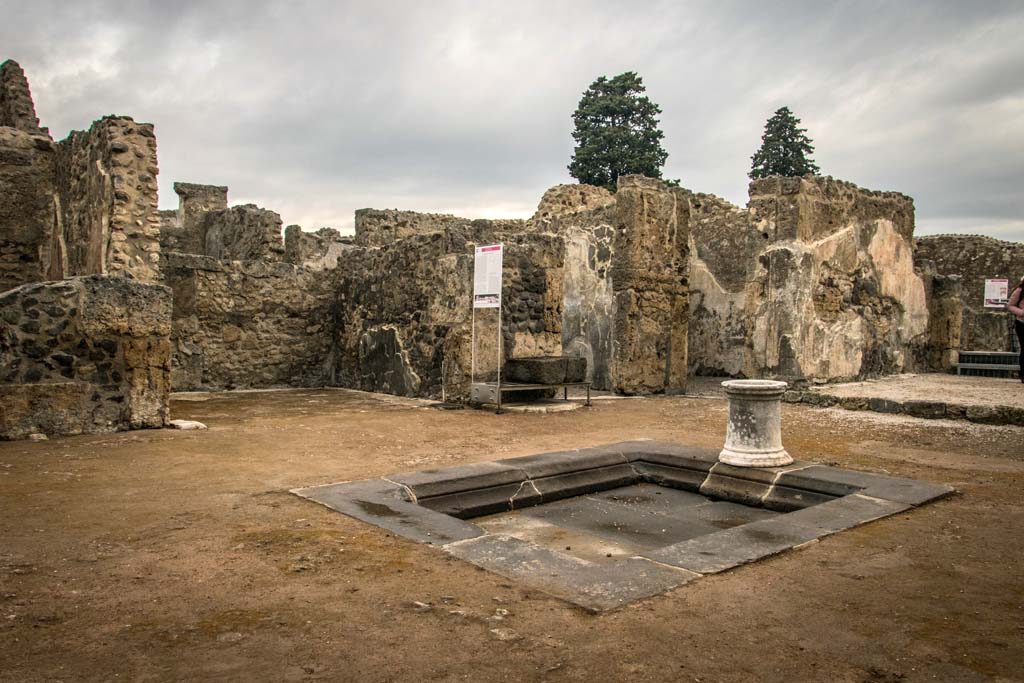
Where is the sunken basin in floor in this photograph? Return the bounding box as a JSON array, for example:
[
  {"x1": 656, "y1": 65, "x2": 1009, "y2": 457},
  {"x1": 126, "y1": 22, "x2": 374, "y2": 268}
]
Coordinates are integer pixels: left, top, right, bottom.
[{"x1": 292, "y1": 441, "x2": 953, "y2": 612}]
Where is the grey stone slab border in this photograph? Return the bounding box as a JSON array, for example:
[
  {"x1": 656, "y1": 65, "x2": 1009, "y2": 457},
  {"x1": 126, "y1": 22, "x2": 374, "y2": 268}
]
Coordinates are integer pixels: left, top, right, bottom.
[
  {"x1": 291, "y1": 440, "x2": 954, "y2": 612},
  {"x1": 784, "y1": 390, "x2": 1024, "y2": 426}
]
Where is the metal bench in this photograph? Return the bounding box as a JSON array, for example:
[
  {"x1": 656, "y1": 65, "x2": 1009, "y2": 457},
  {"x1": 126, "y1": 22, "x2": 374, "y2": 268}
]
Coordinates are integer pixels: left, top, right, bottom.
[
  {"x1": 954, "y1": 351, "x2": 1019, "y2": 378},
  {"x1": 470, "y1": 381, "x2": 592, "y2": 414}
]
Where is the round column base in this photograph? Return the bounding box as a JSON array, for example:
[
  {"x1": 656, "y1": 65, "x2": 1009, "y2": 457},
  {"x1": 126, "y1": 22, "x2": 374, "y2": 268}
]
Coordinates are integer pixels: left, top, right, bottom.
[{"x1": 718, "y1": 446, "x2": 793, "y2": 468}]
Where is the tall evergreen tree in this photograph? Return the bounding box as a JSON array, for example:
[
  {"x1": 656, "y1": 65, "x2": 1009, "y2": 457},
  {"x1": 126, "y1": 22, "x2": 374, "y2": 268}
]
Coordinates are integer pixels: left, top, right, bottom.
[
  {"x1": 568, "y1": 72, "x2": 668, "y2": 192},
  {"x1": 749, "y1": 106, "x2": 820, "y2": 179}
]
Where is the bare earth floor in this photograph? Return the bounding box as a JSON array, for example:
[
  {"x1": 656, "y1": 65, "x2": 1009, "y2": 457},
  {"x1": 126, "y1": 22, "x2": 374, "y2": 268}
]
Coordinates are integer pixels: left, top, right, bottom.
[
  {"x1": 1, "y1": 388, "x2": 1023, "y2": 682},
  {"x1": 687, "y1": 373, "x2": 1023, "y2": 407},
  {"x1": 807, "y1": 373, "x2": 1023, "y2": 407}
]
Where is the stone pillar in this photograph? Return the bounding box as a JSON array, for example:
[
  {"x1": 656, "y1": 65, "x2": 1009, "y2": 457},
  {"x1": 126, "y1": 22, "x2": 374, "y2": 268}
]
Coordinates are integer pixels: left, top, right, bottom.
[
  {"x1": 610, "y1": 175, "x2": 689, "y2": 395},
  {"x1": 170, "y1": 182, "x2": 228, "y2": 255},
  {"x1": 719, "y1": 379, "x2": 792, "y2": 467}
]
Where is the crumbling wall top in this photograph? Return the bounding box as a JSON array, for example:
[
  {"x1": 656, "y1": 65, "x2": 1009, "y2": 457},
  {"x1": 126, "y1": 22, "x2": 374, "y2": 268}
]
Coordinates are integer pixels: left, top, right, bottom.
[
  {"x1": 531, "y1": 183, "x2": 615, "y2": 223},
  {"x1": 0, "y1": 60, "x2": 45, "y2": 135}
]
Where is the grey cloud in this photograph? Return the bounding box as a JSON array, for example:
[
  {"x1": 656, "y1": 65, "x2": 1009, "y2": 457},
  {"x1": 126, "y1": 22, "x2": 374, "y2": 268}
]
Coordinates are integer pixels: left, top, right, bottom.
[{"x1": 2, "y1": 0, "x2": 1021, "y2": 239}]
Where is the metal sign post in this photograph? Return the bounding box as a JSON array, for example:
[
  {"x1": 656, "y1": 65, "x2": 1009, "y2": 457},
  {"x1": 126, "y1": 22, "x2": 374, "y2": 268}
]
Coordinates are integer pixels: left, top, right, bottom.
[{"x1": 470, "y1": 244, "x2": 503, "y2": 405}]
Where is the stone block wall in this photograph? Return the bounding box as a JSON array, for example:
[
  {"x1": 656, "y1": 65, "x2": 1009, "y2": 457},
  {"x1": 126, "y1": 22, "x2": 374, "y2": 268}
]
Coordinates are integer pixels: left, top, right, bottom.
[
  {"x1": 0, "y1": 60, "x2": 59, "y2": 292},
  {"x1": 0, "y1": 127, "x2": 59, "y2": 292},
  {"x1": 332, "y1": 229, "x2": 565, "y2": 400},
  {"x1": 688, "y1": 176, "x2": 929, "y2": 382},
  {"x1": 0, "y1": 276, "x2": 171, "y2": 439},
  {"x1": 611, "y1": 176, "x2": 689, "y2": 394},
  {"x1": 915, "y1": 235, "x2": 1024, "y2": 352},
  {"x1": 161, "y1": 183, "x2": 228, "y2": 255},
  {"x1": 0, "y1": 60, "x2": 44, "y2": 135},
  {"x1": 284, "y1": 226, "x2": 354, "y2": 270},
  {"x1": 202, "y1": 204, "x2": 284, "y2": 261},
  {"x1": 354, "y1": 208, "x2": 528, "y2": 248},
  {"x1": 163, "y1": 252, "x2": 334, "y2": 391},
  {"x1": 54, "y1": 116, "x2": 161, "y2": 282},
  {"x1": 910, "y1": 261, "x2": 963, "y2": 370}
]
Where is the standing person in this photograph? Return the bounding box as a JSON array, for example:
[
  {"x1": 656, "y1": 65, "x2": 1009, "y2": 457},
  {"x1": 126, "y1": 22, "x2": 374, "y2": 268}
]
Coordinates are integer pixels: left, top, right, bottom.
[{"x1": 1009, "y1": 276, "x2": 1024, "y2": 383}]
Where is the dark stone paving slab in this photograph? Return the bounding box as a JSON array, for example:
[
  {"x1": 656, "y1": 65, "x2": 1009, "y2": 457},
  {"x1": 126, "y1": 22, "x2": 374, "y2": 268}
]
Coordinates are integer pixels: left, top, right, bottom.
[
  {"x1": 622, "y1": 441, "x2": 720, "y2": 468},
  {"x1": 780, "y1": 493, "x2": 911, "y2": 534},
  {"x1": 497, "y1": 447, "x2": 629, "y2": 479},
  {"x1": 474, "y1": 511, "x2": 644, "y2": 562},
  {"x1": 530, "y1": 464, "x2": 638, "y2": 503},
  {"x1": 642, "y1": 493, "x2": 915, "y2": 574},
  {"x1": 417, "y1": 482, "x2": 525, "y2": 519},
  {"x1": 588, "y1": 483, "x2": 707, "y2": 514},
  {"x1": 388, "y1": 461, "x2": 525, "y2": 499},
  {"x1": 776, "y1": 465, "x2": 955, "y2": 505},
  {"x1": 642, "y1": 516, "x2": 823, "y2": 574},
  {"x1": 520, "y1": 486, "x2": 780, "y2": 550},
  {"x1": 633, "y1": 462, "x2": 709, "y2": 492},
  {"x1": 445, "y1": 534, "x2": 698, "y2": 612},
  {"x1": 292, "y1": 479, "x2": 484, "y2": 545},
  {"x1": 522, "y1": 494, "x2": 718, "y2": 549}
]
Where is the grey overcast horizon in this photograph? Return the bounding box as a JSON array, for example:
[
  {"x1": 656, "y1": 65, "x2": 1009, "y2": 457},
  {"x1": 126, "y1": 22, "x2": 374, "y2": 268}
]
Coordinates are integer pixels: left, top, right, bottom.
[{"x1": 3, "y1": 0, "x2": 1022, "y2": 241}]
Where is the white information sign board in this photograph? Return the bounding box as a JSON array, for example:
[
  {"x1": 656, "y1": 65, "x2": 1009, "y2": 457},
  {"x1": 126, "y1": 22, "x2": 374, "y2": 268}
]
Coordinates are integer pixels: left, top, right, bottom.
[
  {"x1": 984, "y1": 278, "x2": 1009, "y2": 308},
  {"x1": 473, "y1": 244, "x2": 503, "y2": 308}
]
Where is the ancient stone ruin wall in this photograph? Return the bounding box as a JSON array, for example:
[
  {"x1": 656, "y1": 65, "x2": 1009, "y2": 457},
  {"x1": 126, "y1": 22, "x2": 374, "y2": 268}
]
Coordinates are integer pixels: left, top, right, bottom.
[
  {"x1": 688, "y1": 176, "x2": 929, "y2": 382},
  {"x1": 531, "y1": 184, "x2": 616, "y2": 390},
  {"x1": 164, "y1": 252, "x2": 333, "y2": 390},
  {"x1": 284, "y1": 225, "x2": 354, "y2": 270},
  {"x1": 611, "y1": 176, "x2": 690, "y2": 394},
  {"x1": 354, "y1": 208, "x2": 529, "y2": 248},
  {"x1": 0, "y1": 60, "x2": 44, "y2": 134},
  {"x1": 1, "y1": 61, "x2": 161, "y2": 290},
  {"x1": 332, "y1": 227, "x2": 565, "y2": 399},
  {"x1": 53, "y1": 116, "x2": 162, "y2": 282},
  {"x1": 0, "y1": 60, "x2": 59, "y2": 292},
  {"x1": 915, "y1": 234, "x2": 1024, "y2": 352},
  {"x1": 160, "y1": 183, "x2": 228, "y2": 255},
  {"x1": 202, "y1": 204, "x2": 285, "y2": 261},
  {"x1": 0, "y1": 127, "x2": 59, "y2": 292},
  {"x1": 0, "y1": 276, "x2": 171, "y2": 439},
  {"x1": 911, "y1": 260, "x2": 963, "y2": 370}
]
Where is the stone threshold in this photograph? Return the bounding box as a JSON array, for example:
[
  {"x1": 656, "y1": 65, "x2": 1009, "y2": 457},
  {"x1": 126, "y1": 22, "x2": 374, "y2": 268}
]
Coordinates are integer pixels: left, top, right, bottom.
[
  {"x1": 292, "y1": 441, "x2": 953, "y2": 612},
  {"x1": 783, "y1": 390, "x2": 1024, "y2": 426}
]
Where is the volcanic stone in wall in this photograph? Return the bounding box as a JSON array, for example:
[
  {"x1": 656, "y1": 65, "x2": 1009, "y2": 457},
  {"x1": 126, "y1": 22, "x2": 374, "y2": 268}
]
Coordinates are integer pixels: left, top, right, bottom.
[
  {"x1": 284, "y1": 225, "x2": 354, "y2": 270},
  {"x1": 162, "y1": 183, "x2": 229, "y2": 255},
  {"x1": 0, "y1": 127, "x2": 60, "y2": 292},
  {"x1": 332, "y1": 228, "x2": 565, "y2": 400},
  {"x1": 164, "y1": 252, "x2": 334, "y2": 391},
  {"x1": 915, "y1": 235, "x2": 1024, "y2": 352},
  {"x1": 0, "y1": 60, "x2": 44, "y2": 134},
  {"x1": 0, "y1": 275, "x2": 171, "y2": 439},
  {"x1": 54, "y1": 116, "x2": 162, "y2": 282},
  {"x1": 688, "y1": 175, "x2": 929, "y2": 382},
  {"x1": 202, "y1": 204, "x2": 285, "y2": 261},
  {"x1": 529, "y1": 185, "x2": 616, "y2": 390},
  {"x1": 611, "y1": 175, "x2": 689, "y2": 395}
]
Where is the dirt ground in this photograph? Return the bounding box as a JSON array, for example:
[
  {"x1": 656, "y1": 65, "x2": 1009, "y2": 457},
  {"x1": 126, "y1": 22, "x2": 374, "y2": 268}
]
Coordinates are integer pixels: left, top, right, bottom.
[
  {"x1": 1, "y1": 388, "x2": 1023, "y2": 683},
  {"x1": 806, "y1": 374, "x2": 1023, "y2": 407}
]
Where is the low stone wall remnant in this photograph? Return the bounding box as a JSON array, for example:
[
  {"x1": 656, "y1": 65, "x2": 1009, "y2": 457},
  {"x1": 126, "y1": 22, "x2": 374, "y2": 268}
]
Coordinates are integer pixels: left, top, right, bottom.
[
  {"x1": 915, "y1": 234, "x2": 1024, "y2": 352},
  {"x1": 0, "y1": 276, "x2": 171, "y2": 439}
]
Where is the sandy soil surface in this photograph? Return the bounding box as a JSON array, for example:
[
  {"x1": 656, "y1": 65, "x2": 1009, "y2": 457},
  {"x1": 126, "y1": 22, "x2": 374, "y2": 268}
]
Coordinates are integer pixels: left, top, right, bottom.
[
  {"x1": 806, "y1": 373, "x2": 1023, "y2": 407},
  {"x1": 2, "y1": 388, "x2": 1023, "y2": 682}
]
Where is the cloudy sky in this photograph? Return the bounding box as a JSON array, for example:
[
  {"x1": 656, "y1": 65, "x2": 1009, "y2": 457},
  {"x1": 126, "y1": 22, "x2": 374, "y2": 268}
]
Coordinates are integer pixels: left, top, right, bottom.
[{"x1": 3, "y1": 0, "x2": 1022, "y2": 240}]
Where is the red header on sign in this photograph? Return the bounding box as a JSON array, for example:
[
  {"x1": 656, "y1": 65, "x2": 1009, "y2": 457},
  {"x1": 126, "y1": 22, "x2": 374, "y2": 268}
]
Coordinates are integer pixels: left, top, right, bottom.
[{"x1": 479, "y1": 245, "x2": 501, "y2": 252}]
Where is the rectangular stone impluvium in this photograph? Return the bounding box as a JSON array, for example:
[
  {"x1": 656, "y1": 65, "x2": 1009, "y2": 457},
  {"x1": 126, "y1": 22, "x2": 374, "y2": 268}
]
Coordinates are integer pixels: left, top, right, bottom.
[{"x1": 292, "y1": 441, "x2": 953, "y2": 612}]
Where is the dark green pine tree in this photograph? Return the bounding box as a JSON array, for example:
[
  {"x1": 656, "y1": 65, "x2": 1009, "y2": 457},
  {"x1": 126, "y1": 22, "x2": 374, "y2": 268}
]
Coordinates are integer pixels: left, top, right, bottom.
[
  {"x1": 568, "y1": 72, "x2": 669, "y2": 192},
  {"x1": 749, "y1": 106, "x2": 821, "y2": 179}
]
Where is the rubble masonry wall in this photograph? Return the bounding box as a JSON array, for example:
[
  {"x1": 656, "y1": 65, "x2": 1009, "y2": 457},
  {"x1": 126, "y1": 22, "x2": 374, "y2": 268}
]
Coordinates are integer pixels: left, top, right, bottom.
[
  {"x1": 0, "y1": 276, "x2": 171, "y2": 439},
  {"x1": 688, "y1": 176, "x2": 930, "y2": 382},
  {"x1": 915, "y1": 234, "x2": 1024, "y2": 352}
]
